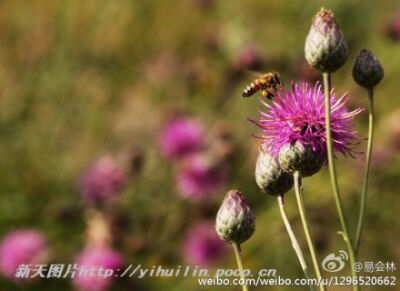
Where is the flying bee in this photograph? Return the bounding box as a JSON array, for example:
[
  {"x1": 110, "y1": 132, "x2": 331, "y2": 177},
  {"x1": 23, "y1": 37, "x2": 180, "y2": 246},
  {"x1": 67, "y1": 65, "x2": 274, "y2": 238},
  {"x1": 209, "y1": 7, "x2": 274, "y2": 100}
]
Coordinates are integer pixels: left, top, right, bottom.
[{"x1": 242, "y1": 71, "x2": 283, "y2": 100}]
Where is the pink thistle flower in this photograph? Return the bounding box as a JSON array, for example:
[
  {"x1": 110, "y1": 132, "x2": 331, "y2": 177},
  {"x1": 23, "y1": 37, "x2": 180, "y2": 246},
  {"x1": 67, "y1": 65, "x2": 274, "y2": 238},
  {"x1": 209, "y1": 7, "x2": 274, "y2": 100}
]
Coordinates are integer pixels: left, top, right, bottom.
[
  {"x1": 183, "y1": 222, "x2": 227, "y2": 266},
  {"x1": 159, "y1": 117, "x2": 205, "y2": 160},
  {"x1": 251, "y1": 82, "x2": 363, "y2": 159},
  {"x1": 79, "y1": 156, "x2": 125, "y2": 206},
  {"x1": 176, "y1": 154, "x2": 227, "y2": 199},
  {"x1": 73, "y1": 246, "x2": 123, "y2": 291},
  {"x1": 0, "y1": 230, "x2": 48, "y2": 279}
]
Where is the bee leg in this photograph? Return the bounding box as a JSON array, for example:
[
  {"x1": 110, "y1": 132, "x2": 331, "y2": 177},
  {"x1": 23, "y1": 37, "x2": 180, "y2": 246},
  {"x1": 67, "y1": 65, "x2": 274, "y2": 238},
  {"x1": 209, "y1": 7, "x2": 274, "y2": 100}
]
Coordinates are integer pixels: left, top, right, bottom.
[
  {"x1": 261, "y1": 90, "x2": 268, "y2": 98},
  {"x1": 266, "y1": 91, "x2": 275, "y2": 100}
]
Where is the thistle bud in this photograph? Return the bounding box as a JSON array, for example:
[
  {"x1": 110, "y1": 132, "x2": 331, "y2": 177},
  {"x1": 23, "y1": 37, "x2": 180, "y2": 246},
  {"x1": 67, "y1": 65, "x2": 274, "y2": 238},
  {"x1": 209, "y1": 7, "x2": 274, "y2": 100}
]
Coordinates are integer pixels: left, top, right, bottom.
[
  {"x1": 305, "y1": 8, "x2": 348, "y2": 72},
  {"x1": 215, "y1": 190, "x2": 255, "y2": 244},
  {"x1": 279, "y1": 141, "x2": 324, "y2": 177},
  {"x1": 352, "y1": 49, "x2": 384, "y2": 90},
  {"x1": 255, "y1": 147, "x2": 293, "y2": 196}
]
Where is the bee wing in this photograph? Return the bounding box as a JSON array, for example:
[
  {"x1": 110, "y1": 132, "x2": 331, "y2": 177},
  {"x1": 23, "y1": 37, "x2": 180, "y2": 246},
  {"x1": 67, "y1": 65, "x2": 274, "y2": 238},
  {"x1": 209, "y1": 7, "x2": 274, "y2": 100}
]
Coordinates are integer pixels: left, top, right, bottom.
[{"x1": 244, "y1": 70, "x2": 263, "y2": 79}]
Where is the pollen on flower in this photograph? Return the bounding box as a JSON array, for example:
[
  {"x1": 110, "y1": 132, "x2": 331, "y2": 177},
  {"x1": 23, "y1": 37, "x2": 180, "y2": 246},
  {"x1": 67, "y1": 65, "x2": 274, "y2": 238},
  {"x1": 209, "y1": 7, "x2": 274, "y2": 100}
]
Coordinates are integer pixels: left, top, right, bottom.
[{"x1": 250, "y1": 82, "x2": 363, "y2": 159}]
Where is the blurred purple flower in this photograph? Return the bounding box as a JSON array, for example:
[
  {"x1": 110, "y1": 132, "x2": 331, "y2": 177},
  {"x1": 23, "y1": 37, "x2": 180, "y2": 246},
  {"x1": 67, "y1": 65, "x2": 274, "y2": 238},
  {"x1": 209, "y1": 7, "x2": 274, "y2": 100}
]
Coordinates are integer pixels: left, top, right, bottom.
[
  {"x1": 236, "y1": 45, "x2": 261, "y2": 70},
  {"x1": 79, "y1": 156, "x2": 125, "y2": 206},
  {"x1": 184, "y1": 222, "x2": 227, "y2": 266},
  {"x1": 251, "y1": 82, "x2": 363, "y2": 159},
  {"x1": 0, "y1": 230, "x2": 48, "y2": 279},
  {"x1": 387, "y1": 9, "x2": 400, "y2": 41},
  {"x1": 160, "y1": 117, "x2": 205, "y2": 160},
  {"x1": 176, "y1": 154, "x2": 227, "y2": 199},
  {"x1": 73, "y1": 246, "x2": 123, "y2": 291}
]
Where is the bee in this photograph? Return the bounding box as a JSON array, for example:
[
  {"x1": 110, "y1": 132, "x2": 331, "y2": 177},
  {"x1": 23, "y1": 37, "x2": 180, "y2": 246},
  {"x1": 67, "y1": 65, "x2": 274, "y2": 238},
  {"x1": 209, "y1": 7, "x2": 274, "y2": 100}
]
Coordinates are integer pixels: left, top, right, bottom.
[{"x1": 242, "y1": 71, "x2": 283, "y2": 100}]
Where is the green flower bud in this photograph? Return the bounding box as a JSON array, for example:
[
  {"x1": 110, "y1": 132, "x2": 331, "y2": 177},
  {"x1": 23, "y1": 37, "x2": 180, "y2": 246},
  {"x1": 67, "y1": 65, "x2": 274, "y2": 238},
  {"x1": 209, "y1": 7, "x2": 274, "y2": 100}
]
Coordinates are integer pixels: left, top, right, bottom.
[
  {"x1": 215, "y1": 190, "x2": 255, "y2": 244},
  {"x1": 305, "y1": 8, "x2": 348, "y2": 72},
  {"x1": 255, "y1": 147, "x2": 293, "y2": 196},
  {"x1": 352, "y1": 49, "x2": 384, "y2": 90},
  {"x1": 279, "y1": 141, "x2": 324, "y2": 177}
]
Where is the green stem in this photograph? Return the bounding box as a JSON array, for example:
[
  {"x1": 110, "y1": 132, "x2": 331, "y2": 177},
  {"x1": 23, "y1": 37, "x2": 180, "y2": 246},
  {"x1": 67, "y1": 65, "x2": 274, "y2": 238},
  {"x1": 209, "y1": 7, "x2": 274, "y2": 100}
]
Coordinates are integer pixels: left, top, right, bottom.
[
  {"x1": 232, "y1": 243, "x2": 249, "y2": 291},
  {"x1": 293, "y1": 171, "x2": 326, "y2": 291},
  {"x1": 322, "y1": 72, "x2": 359, "y2": 291},
  {"x1": 277, "y1": 195, "x2": 315, "y2": 291},
  {"x1": 355, "y1": 89, "x2": 375, "y2": 253}
]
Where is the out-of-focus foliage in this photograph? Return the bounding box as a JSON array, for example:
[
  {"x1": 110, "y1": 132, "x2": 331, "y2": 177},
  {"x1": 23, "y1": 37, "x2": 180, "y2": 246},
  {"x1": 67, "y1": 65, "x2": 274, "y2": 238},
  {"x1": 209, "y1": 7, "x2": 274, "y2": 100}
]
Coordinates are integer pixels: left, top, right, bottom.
[{"x1": 0, "y1": 0, "x2": 399, "y2": 290}]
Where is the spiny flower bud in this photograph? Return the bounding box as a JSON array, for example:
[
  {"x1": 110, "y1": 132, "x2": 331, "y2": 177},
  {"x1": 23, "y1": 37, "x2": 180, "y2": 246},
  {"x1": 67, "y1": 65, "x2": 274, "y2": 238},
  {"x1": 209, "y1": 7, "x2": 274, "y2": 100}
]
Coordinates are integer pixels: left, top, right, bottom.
[
  {"x1": 279, "y1": 141, "x2": 324, "y2": 177},
  {"x1": 352, "y1": 49, "x2": 384, "y2": 90},
  {"x1": 215, "y1": 190, "x2": 255, "y2": 244},
  {"x1": 255, "y1": 147, "x2": 293, "y2": 196},
  {"x1": 305, "y1": 8, "x2": 348, "y2": 72}
]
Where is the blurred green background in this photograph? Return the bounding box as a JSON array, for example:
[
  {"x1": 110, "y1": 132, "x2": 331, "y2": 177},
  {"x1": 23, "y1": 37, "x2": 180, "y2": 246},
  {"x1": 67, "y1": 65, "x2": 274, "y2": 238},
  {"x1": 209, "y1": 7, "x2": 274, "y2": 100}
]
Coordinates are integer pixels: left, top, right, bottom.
[{"x1": 0, "y1": 0, "x2": 399, "y2": 290}]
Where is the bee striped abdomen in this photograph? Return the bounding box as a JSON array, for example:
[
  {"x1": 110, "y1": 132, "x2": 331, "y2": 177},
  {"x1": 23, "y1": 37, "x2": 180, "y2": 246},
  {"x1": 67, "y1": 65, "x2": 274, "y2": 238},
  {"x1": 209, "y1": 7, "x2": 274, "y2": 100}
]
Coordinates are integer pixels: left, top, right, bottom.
[{"x1": 242, "y1": 81, "x2": 262, "y2": 97}]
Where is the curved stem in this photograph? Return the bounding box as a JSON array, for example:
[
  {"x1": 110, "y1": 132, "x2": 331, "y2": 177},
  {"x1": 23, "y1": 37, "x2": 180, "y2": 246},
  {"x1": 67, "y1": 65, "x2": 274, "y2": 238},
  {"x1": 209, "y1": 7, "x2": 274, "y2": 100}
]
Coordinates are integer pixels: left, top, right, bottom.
[
  {"x1": 293, "y1": 171, "x2": 326, "y2": 291},
  {"x1": 355, "y1": 89, "x2": 374, "y2": 253},
  {"x1": 232, "y1": 243, "x2": 249, "y2": 291},
  {"x1": 277, "y1": 195, "x2": 315, "y2": 291},
  {"x1": 322, "y1": 72, "x2": 359, "y2": 291}
]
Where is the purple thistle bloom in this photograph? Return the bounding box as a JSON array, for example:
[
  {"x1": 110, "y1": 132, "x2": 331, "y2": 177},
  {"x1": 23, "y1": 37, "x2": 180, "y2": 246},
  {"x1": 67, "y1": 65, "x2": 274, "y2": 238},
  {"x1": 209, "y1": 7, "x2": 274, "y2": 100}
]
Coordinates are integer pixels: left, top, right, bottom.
[
  {"x1": 73, "y1": 246, "x2": 123, "y2": 291},
  {"x1": 251, "y1": 82, "x2": 363, "y2": 159},
  {"x1": 79, "y1": 156, "x2": 125, "y2": 206},
  {"x1": 176, "y1": 154, "x2": 227, "y2": 199},
  {"x1": 0, "y1": 230, "x2": 48, "y2": 279},
  {"x1": 159, "y1": 117, "x2": 205, "y2": 160},
  {"x1": 183, "y1": 222, "x2": 227, "y2": 266}
]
